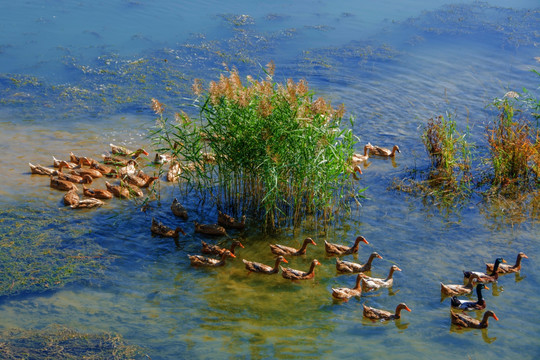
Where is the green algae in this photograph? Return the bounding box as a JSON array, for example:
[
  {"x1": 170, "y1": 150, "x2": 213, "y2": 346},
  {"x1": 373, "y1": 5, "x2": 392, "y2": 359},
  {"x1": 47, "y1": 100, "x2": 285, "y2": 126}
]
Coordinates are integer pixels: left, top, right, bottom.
[
  {"x1": 0, "y1": 325, "x2": 147, "y2": 360},
  {"x1": 0, "y1": 206, "x2": 113, "y2": 297}
]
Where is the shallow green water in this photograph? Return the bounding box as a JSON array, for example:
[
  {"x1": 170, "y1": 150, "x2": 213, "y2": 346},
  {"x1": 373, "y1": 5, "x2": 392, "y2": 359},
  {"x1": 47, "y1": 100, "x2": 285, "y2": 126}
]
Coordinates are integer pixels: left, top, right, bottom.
[{"x1": 1, "y1": 1, "x2": 539, "y2": 359}]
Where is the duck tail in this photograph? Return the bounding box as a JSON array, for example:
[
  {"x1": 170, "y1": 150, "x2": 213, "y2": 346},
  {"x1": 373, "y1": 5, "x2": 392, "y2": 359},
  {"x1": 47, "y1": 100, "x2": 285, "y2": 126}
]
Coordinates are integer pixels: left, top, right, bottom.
[
  {"x1": 450, "y1": 296, "x2": 460, "y2": 307},
  {"x1": 463, "y1": 271, "x2": 472, "y2": 278}
]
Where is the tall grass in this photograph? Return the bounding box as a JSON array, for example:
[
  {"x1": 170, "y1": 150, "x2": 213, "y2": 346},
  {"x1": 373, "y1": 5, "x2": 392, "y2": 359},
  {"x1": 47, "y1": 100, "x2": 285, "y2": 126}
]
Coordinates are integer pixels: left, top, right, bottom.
[{"x1": 151, "y1": 63, "x2": 360, "y2": 231}]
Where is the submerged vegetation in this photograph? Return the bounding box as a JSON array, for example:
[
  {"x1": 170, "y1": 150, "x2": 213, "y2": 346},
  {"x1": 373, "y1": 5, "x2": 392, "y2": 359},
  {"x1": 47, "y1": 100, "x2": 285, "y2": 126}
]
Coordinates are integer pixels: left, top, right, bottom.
[
  {"x1": 152, "y1": 63, "x2": 361, "y2": 231},
  {"x1": 0, "y1": 325, "x2": 146, "y2": 359}
]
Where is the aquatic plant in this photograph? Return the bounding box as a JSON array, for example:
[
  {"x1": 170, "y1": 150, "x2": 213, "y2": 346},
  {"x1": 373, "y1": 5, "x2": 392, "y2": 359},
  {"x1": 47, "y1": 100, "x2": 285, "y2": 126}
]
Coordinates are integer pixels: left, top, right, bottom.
[
  {"x1": 151, "y1": 63, "x2": 361, "y2": 231},
  {"x1": 0, "y1": 325, "x2": 146, "y2": 359}
]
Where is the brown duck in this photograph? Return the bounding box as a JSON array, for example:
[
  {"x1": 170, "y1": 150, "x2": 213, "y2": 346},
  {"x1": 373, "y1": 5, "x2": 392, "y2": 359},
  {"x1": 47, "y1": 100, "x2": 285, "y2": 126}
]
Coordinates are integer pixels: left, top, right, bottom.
[
  {"x1": 450, "y1": 310, "x2": 498, "y2": 329},
  {"x1": 242, "y1": 256, "x2": 288, "y2": 274},
  {"x1": 29, "y1": 163, "x2": 56, "y2": 176},
  {"x1": 83, "y1": 185, "x2": 113, "y2": 199},
  {"x1": 336, "y1": 252, "x2": 383, "y2": 273},
  {"x1": 50, "y1": 176, "x2": 78, "y2": 191},
  {"x1": 71, "y1": 198, "x2": 104, "y2": 209},
  {"x1": 63, "y1": 189, "x2": 80, "y2": 206},
  {"x1": 201, "y1": 240, "x2": 244, "y2": 256},
  {"x1": 151, "y1": 218, "x2": 186, "y2": 239},
  {"x1": 281, "y1": 259, "x2": 321, "y2": 280},
  {"x1": 105, "y1": 181, "x2": 130, "y2": 198},
  {"x1": 486, "y1": 252, "x2": 528, "y2": 274},
  {"x1": 463, "y1": 258, "x2": 506, "y2": 283},
  {"x1": 194, "y1": 221, "x2": 227, "y2": 236},
  {"x1": 331, "y1": 273, "x2": 367, "y2": 301},
  {"x1": 325, "y1": 236, "x2": 369, "y2": 256},
  {"x1": 441, "y1": 273, "x2": 479, "y2": 297},
  {"x1": 171, "y1": 198, "x2": 188, "y2": 219},
  {"x1": 363, "y1": 303, "x2": 411, "y2": 321},
  {"x1": 361, "y1": 265, "x2": 402, "y2": 292},
  {"x1": 188, "y1": 250, "x2": 236, "y2": 267},
  {"x1": 270, "y1": 237, "x2": 317, "y2": 256},
  {"x1": 218, "y1": 211, "x2": 246, "y2": 229},
  {"x1": 368, "y1": 144, "x2": 401, "y2": 157}
]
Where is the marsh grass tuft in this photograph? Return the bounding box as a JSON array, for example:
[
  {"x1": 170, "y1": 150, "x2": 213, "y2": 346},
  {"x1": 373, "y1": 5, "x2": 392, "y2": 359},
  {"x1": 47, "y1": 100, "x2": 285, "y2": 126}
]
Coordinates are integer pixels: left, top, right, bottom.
[{"x1": 151, "y1": 63, "x2": 361, "y2": 232}]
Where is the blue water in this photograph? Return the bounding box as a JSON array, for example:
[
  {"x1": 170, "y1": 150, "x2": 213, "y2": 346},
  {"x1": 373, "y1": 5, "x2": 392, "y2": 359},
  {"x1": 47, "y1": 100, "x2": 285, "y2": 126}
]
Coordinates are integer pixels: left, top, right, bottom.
[{"x1": 1, "y1": 1, "x2": 539, "y2": 359}]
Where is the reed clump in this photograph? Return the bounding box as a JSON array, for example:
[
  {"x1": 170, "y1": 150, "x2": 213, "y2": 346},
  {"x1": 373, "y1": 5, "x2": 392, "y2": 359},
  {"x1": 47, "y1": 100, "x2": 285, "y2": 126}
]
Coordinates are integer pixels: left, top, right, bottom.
[{"x1": 152, "y1": 63, "x2": 360, "y2": 231}]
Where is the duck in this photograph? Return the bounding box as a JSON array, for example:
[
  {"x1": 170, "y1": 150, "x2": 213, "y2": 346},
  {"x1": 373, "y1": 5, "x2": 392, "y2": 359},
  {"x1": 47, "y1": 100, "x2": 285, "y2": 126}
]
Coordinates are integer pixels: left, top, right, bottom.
[
  {"x1": 171, "y1": 198, "x2": 188, "y2": 219},
  {"x1": 441, "y1": 273, "x2": 479, "y2": 297},
  {"x1": 218, "y1": 211, "x2": 246, "y2": 229},
  {"x1": 83, "y1": 185, "x2": 113, "y2": 199},
  {"x1": 201, "y1": 240, "x2": 244, "y2": 255},
  {"x1": 324, "y1": 236, "x2": 369, "y2": 256},
  {"x1": 463, "y1": 258, "x2": 506, "y2": 282},
  {"x1": 70, "y1": 198, "x2": 104, "y2": 209},
  {"x1": 270, "y1": 237, "x2": 317, "y2": 256},
  {"x1": 122, "y1": 181, "x2": 143, "y2": 197},
  {"x1": 110, "y1": 144, "x2": 149, "y2": 159},
  {"x1": 69, "y1": 152, "x2": 93, "y2": 166},
  {"x1": 486, "y1": 252, "x2": 528, "y2": 274},
  {"x1": 167, "y1": 161, "x2": 182, "y2": 182},
  {"x1": 154, "y1": 153, "x2": 173, "y2": 165},
  {"x1": 50, "y1": 176, "x2": 79, "y2": 191},
  {"x1": 151, "y1": 217, "x2": 186, "y2": 239},
  {"x1": 69, "y1": 160, "x2": 103, "y2": 179},
  {"x1": 243, "y1": 256, "x2": 288, "y2": 274},
  {"x1": 336, "y1": 252, "x2": 383, "y2": 273},
  {"x1": 102, "y1": 154, "x2": 131, "y2": 166},
  {"x1": 124, "y1": 171, "x2": 158, "y2": 188},
  {"x1": 29, "y1": 163, "x2": 56, "y2": 176},
  {"x1": 117, "y1": 160, "x2": 138, "y2": 178},
  {"x1": 52, "y1": 156, "x2": 77, "y2": 169},
  {"x1": 450, "y1": 310, "x2": 499, "y2": 329},
  {"x1": 281, "y1": 259, "x2": 321, "y2": 280},
  {"x1": 363, "y1": 303, "x2": 411, "y2": 321},
  {"x1": 351, "y1": 144, "x2": 375, "y2": 163},
  {"x1": 55, "y1": 170, "x2": 93, "y2": 184},
  {"x1": 89, "y1": 159, "x2": 116, "y2": 176},
  {"x1": 63, "y1": 189, "x2": 80, "y2": 206},
  {"x1": 361, "y1": 265, "x2": 402, "y2": 292},
  {"x1": 194, "y1": 221, "x2": 227, "y2": 236},
  {"x1": 188, "y1": 250, "x2": 236, "y2": 267},
  {"x1": 450, "y1": 283, "x2": 488, "y2": 311},
  {"x1": 105, "y1": 181, "x2": 130, "y2": 198},
  {"x1": 368, "y1": 144, "x2": 401, "y2": 157},
  {"x1": 331, "y1": 273, "x2": 367, "y2": 301}
]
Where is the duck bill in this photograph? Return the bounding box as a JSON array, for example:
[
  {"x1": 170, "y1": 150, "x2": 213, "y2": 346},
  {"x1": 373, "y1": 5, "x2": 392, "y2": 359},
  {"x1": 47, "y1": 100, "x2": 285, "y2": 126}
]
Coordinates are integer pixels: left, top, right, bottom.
[
  {"x1": 405, "y1": 306, "x2": 412, "y2": 312},
  {"x1": 283, "y1": 258, "x2": 289, "y2": 263},
  {"x1": 484, "y1": 285, "x2": 490, "y2": 290},
  {"x1": 142, "y1": 150, "x2": 149, "y2": 156},
  {"x1": 493, "y1": 314, "x2": 499, "y2": 321}
]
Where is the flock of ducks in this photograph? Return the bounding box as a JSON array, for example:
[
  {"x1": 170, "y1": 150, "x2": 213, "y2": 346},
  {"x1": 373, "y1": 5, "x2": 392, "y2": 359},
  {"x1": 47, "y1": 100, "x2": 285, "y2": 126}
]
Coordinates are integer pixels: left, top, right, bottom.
[
  {"x1": 29, "y1": 144, "x2": 157, "y2": 209},
  {"x1": 441, "y1": 252, "x2": 529, "y2": 329}
]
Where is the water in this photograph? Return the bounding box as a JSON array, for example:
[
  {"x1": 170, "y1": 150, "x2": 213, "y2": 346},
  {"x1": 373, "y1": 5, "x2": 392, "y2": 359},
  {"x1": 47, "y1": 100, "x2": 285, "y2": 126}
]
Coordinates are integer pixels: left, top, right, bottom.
[{"x1": 1, "y1": 0, "x2": 539, "y2": 359}]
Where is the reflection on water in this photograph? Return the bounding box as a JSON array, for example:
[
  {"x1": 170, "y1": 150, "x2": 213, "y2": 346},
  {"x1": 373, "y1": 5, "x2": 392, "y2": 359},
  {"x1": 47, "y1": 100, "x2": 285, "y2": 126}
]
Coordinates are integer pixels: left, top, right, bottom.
[{"x1": 1, "y1": 0, "x2": 540, "y2": 359}]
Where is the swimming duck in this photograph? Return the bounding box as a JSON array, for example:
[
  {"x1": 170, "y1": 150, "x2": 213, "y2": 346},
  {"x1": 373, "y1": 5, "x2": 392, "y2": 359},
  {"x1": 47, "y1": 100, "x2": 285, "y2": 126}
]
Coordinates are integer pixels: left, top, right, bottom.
[
  {"x1": 486, "y1": 252, "x2": 528, "y2": 274},
  {"x1": 123, "y1": 181, "x2": 143, "y2": 197},
  {"x1": 368, "y1": 144, "x2": 401, "y2": 157},
  {"x1": 151, "y1": 218, "x2": 186, "y2": 239},
  {"x1": 68, "y1": 160, "x2": 103, "y2": 179},
  {"x1": 281, "y1": 259, "x2": 321, "y2": 280},
  {"x1": 154, "y1": 153, "x2": 173, "y2": 164},
  {"x1": 117, "y1": 160, "x2": 138, "y2": 178},
  {"x1": 441, "y1": 273, "x2": 479, "y2": 297},
  {"x1": 361, "y1": 265, "x2": 401, "y2": 292},
  {"x1": 336, "y1": 252, "x2": 383, "y2": 273},
  {"x1": 450, "y1": 310, "x2": 498, "y2": 329},
  {"x1": 463, "y1": 258, "x2": 506, "y2": 282},
  {"x1": 89, "y1": 159, "x2": 116, "y2": 176},
  {"x1": 52, "y1": 156, "x2": 77, "y2": 169},
  {"x1": 242, "y1": 256, "x2": 288, "y2": 274},
  {"x1": 188, "y1": 250, "x2": 236, "y2": 267},
  {"x1": 324, "y1": 236, "x2": 369, "y2": 256},
  {"x1": 69, "y1": 152, "x2": 93, "y2": 166},
  {"x1": 83, "y1": 185, "x2": 113, "y2": 199},
  {"x1": 450, "y1": 283, "x2": 488, "y2": 311},
  {"x1": 201, "y1": 240, "x2": 244, "y2": 255},
  {"x1": 70, "y1": 198, "x2": 104, "y2": 209},
  {"x1": 102, "y1": 154, "x2": 131, "y2": 166},
  {"x1": 218, "y1": 211, "x2": 246, "y2": 229},
  {"x1": 125, "y1": 172, "x2": 158, "y2": 188},
  {"x1": 55, "y1": 171, "x2": 93, "y2": 184},
  {"x1": 194, "y1": 221, "x2": 227, "y2": 236},
  {"x1": 331, "y1": 273, "x2": 367, "y2": 301},
  {"x1": 167, "y1": 161, "x2": 182, "y2": 182},
  {"x1": 63, "y1": 189, "x2": 80, "y2": 206},
  {"x1": 270, "y1": 237, "x2": 317, "y2": 256},
  {"x1": 50, "y1": 176, "x2": 79, "y2": 191},
  {"x1": 29, "y1": 163, "x2": 56, "y2": 176},
  {"x1": 351, "y1": 144, "x2": 375, "y2": 163},
  {"x1": 110, "y1": 144, "x2": 149, "y2": 159},
  {"x1": 171, "y1": 198, "x2": 188, "y2": 219},
  {"x1": 105, "y1": 181, "x2": 130, "y2": 198},
  {"x1": 363, "y1": 303, "x2": 411, "y2": 321}
]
